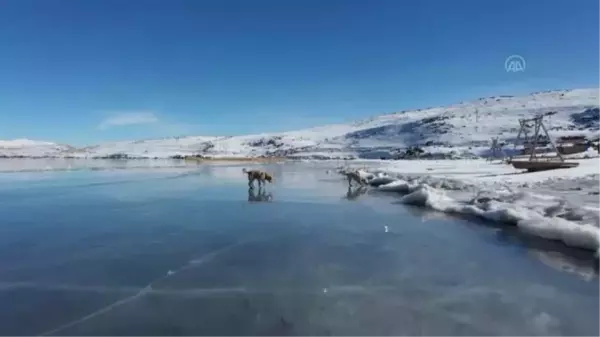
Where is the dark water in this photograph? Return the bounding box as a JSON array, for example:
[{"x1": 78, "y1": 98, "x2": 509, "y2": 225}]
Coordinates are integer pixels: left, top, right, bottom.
[{"x1": 0, "y1": 163, "x2": 597, "y2": 336}]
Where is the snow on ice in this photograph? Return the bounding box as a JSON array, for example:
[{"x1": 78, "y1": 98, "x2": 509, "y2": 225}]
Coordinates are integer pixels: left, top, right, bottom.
[{"x1": 342, "y1": 158, "x2": 600, "y2": 253}]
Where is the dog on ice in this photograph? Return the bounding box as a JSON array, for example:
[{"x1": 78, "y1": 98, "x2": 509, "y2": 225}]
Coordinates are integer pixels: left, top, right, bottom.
[
  {"x1": 342, "y1": 170, "x2": 368, "y2": 187},
  {"x1": 243, "y1": 168, "x2": 274, "y2": 188}
]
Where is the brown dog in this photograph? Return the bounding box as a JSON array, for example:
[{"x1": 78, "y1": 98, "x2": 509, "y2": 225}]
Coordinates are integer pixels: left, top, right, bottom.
[{"x1": 243, "y1": 168, "x2": 274, "y2": 188}]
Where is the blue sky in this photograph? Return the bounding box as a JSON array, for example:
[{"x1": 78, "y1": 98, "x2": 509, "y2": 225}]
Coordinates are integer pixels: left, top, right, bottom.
[{"x1": 0, "y1": 0, "x2": 598, "y2": 145}]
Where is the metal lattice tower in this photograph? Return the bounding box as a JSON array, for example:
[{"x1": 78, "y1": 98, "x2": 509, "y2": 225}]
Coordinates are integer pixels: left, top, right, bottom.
[
  {"x1": 487, "y1": 137, "x2": 506, "y2": 161},
  {"x1": 513, "y1": 112, "x2": 563, "y2": 162}
]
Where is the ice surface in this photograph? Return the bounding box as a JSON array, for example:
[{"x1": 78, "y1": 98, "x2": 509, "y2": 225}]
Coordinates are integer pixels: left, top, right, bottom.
[{"x1": 0, "y1": 162, "x2": 597, "y2": 335}]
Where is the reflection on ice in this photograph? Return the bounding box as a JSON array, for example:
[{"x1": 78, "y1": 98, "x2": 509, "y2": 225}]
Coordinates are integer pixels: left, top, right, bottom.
[
  {"x1": 344, "y1": 185, "x2": 368, "y2": 201},
  {"x1": 248, "y1": 187, "x2": 273, "y2": 203},
  {"x1": 529, "y1": 249, "x2": 598, "y2": 281}
]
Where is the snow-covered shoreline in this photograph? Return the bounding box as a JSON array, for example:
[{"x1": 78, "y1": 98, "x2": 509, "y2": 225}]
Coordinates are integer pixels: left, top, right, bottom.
[{"x1": 343, "y1": 158, "x2": 600, "y2": 253}]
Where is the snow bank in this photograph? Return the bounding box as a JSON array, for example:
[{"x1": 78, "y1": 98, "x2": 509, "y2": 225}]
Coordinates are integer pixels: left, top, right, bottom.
[{"x1": 358, "y1": 158, "x2": 600, "y2": 252}]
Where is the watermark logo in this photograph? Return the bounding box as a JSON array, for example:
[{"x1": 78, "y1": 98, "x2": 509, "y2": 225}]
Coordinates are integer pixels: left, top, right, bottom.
[{"x1": 505, "y1": 54, "x2": 526, "y2": 73}]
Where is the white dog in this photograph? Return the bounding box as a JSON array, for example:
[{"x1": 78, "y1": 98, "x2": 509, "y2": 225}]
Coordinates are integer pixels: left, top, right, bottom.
[{"x1": 343, "y1": 170, "x2": 368, "y2": 187}]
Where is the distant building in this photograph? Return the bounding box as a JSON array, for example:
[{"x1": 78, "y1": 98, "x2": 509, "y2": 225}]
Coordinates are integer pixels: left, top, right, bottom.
[{"x1": 556, "y1": 135, "x2": 591, "y2": 155}]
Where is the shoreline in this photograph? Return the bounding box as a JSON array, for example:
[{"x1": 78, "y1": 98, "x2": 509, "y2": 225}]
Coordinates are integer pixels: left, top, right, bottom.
[
  {"x1": 344, "y1": 158, "x2": 600, "y2": 253},
  {"x1": 182, "y1": 156, "x2": 289, "y2": 163},
  {"x1": 0, "y1": 156, "x2": 299, "y2": 173}
]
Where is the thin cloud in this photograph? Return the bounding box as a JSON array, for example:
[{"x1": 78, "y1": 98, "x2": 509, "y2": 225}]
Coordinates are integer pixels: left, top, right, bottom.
[{"x1": 97, "y1": 111, "x2": 159, "y2": 130}]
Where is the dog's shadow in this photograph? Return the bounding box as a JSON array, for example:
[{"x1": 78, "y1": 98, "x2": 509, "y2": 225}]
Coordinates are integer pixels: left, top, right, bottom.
[
  {"x1": 248, "y1": 187, "x2": 274, "y2": 203},
  {"x1": 343, "y1": 185, "x2": 368, "y2": 201}
]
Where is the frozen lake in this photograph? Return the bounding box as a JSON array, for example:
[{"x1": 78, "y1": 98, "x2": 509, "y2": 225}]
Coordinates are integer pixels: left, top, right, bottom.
[{"x1": 0, "y1": 160, "x2": 597, "y2": 335}]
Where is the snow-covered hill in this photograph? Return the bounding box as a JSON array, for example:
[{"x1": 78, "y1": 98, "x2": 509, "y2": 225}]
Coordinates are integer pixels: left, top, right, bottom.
[
  {"x1": 0, "y1": 139, "x2": 74, "y2": 158},
  {"x1": 2, "y1": 88, "x2": 599, "y2": 159}
]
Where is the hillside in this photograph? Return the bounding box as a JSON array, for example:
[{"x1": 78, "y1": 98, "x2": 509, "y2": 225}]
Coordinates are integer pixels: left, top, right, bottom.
[
  {"x1": 1, "y1": 88, "x2": 598, "y2": 159},
  {"x1": 0, "y1": 139, "x2": 74, "y2": 158}
]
